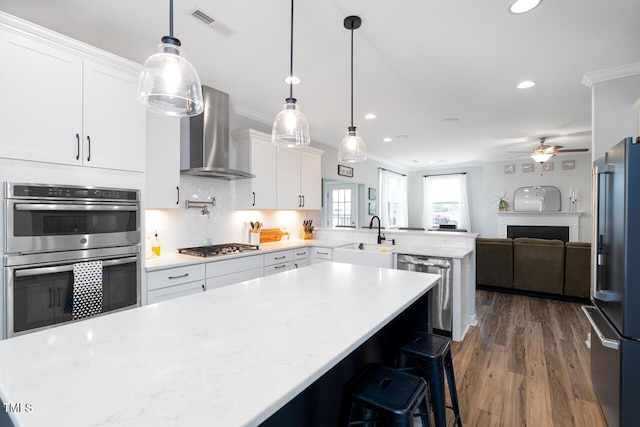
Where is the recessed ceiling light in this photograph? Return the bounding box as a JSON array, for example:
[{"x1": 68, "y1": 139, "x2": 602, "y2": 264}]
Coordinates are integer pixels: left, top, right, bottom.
[
  {"x1": 364, "y1": 113, "x2": 376, "y2": 120},
  {"x1": 517, "y1": 80, "x2": 536, "y2": 89},
  {"x1": 284, "y1": 75, "x2": 301, "y2": 85},
  {"x1": 441, "y1": 117, "x2": 459, "y2": 124},
  {"x1": 509, "y1": 0, "x2": 542, "y2": 14},
  {"x1": 383, "y1": 137, "x2": 393, "y2": 142}
]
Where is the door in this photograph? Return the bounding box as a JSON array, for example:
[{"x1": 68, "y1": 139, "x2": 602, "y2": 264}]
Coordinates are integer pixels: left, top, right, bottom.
[
  {"x1": 83, "y1": 60, "x2": 145, "y2": 171},
  {"x1": 325, "y1": 182, "x2": 359, "y2": 227},
  {"x1": 146, "y1": 113, "x2": 181, "y2": 208},
  {"x1": 251, "y1": 139, "x2": 277, "y2": 208},
  {"x1": 276, "y1": 148, "x2": 301, "y2": 209},
  {"x1": 300, "y1": 151, "x2": 321, "y2": 209},
  {"x1": 0, "y1": 29, "x2": 83, "y2": 165}
]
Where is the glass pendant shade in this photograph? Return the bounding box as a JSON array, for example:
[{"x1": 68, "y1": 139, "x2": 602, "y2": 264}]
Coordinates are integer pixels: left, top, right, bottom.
[
  {"x1": 272, "y1": 98, "x2": 310, "y2": 147},
  {"x1": 138, "y1": 40, "x2": 204, "y2": 117},
  {"x1": 338, "y1": 128, "x2": 367, "y2": 162},
  {"x1": 531, "y1": 152, "x2": 553, "y2": 163}
]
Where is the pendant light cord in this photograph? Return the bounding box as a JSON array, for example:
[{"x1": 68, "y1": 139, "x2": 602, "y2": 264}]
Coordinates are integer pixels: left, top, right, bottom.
[
  {"x1": 289, "y1": 0, "x2": 294, "y2": 100},
  {"x1": 350, "y1": 26, "x2": 354, "y2": 128},
  {"x1": 169, "y1": 0, "x2": 174, "y2": 37}
]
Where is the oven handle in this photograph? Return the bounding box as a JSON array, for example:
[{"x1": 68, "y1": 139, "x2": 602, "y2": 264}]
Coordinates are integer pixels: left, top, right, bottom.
[
  {"x1": 14, "y1": 204, "x2": 138, "y2": 211},
  {"x1": 14, "y1": 257, "x2": 138, "y2": 278}
]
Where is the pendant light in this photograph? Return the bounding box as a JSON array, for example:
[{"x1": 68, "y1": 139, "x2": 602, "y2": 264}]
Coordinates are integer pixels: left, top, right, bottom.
[
  {"x1": 338, "y1": 16, "x2": 367, "y2": 163},
  {"x1": 272, "y1": 0, "x2": 310, "y2": 147},
  {"x1": 137, "y1": 0, "x2": 204, "y2": 117}
]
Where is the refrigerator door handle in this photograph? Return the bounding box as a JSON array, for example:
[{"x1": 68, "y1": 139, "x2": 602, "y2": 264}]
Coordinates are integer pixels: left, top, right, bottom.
[{"x1": 582, "y1": 306, "x2": 620, "y2": 350}]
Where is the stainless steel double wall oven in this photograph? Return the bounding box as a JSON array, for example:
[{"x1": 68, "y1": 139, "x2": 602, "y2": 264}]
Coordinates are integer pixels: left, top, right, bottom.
[{"x1": 3, "y1": 183, "x2": 141, "y2": 338}]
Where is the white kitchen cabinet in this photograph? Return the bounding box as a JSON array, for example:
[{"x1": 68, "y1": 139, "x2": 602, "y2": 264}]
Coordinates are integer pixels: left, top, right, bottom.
[
  {"x1": 276, "y1": 145, "x2": 323, "y2": 210},
  {"x1": 264, "y1": 249, "x2": 294, "y2": 275},
  {"x1": 206, "y1": 255, "x2": 264, "y2": 290},
  {"x1": 293, "y1": 248, "x2": 310, "y2": 268},
  {"x1": 147, "y1": 264, "x2": 206, "y2": 304},
  {"x1": 234, "y1": 129, "x2": 277, "y2": 209},
  {"x1": 146, "y1": 113, "x2": 181, "y2": 208},
  {"x1": 310, "y1": 247, "x2": 333, "y2": 264},
  {"x1": 0, "y1": 23, "x2": 145, "y2": 172}
]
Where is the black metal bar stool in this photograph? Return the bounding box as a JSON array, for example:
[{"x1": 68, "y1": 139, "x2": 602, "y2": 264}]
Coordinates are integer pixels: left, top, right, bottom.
[
  {"x1": 345, "y1": 363, "x2": 432, "y2": 427},
  {"x1": 397, "y1": 332, "x2": 462, "y2": 427}
]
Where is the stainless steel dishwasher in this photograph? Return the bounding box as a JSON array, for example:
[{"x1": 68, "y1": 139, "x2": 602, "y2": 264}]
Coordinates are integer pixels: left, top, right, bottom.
[{"x1": 396, "y1": 254, "x2": 452, "y2": 335}]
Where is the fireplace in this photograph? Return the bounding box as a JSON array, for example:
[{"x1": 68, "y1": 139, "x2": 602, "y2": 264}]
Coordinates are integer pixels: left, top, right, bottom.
[
  {"x1": 507, "y1": 225, "x2": 569, "y2": 243},
  {"x1": 497, "y1": 212, "x2": 582, "y2": 241}
]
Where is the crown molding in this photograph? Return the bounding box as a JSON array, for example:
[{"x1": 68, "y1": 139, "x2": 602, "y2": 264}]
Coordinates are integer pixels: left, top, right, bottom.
[
  {"x1": 231, "y1": 104, "x2": 273, "y2": 125},
  {"x1": 582, "y1": 62, "x2": 640, "y2": 88}
]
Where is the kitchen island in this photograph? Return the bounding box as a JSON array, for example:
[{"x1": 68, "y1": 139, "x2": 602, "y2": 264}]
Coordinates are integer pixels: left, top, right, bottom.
[{"x1": 0, "y1": 262, "x2": 439, "y2": 426}]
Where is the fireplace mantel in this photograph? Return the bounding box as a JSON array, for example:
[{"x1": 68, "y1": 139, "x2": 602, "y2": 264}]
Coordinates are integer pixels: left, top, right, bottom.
[{"x1": 497, "y1": 211, "x2": 583, "y2": 241}]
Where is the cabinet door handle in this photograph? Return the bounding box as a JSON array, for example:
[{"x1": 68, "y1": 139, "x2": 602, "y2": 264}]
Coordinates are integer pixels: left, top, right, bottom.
[
  {"x1": 301, "y1": 195, "x2": 305, "y2": 207},
  {"x1": 86, "y1": 135, "x2": 91, "y2": 162},
  {"x1": 252, "y1": 192, "x2": 256, "y2": 207},
  {"x1": 49, "y1": 288, "x2": 53, "y2": 309},
  {"x1": 274, "y1": 256, "x2": 286, "y2": 260},
  {"x1": 317, "y1": 251, "x2": 329, "y2": 255},
  {"x1": 298, "y1": 195, "x2": 302, "y2": 207},
  {"x1": 202, "y1": 284, "x2": 206, "y2": 292},
  {"x1": 296, "y1": 252, "x2": 307, "y2": 256},
  {"x1": 168, "y1": 273, "x2": 189, "y2": 280},
  {"x1": 176, "y1": 186, "x2": 180, "y2": 205},
  {"x1": 75, "y1": 134, "x2": 80, "y2": 160},
  {"x1": 274, "y1": 264, "x2": 287, "y2": 269},
  {"x1": 57, "y1": 287, "x2": 62, "y2": 307}
]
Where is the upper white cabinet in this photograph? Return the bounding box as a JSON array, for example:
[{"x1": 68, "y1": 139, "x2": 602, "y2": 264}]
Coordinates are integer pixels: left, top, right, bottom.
[
  {"x1": 234, "y1": 129, "x2": 277, "y2": 209},
  {"x1": 146, "y1": 113, "x2": 180, "y2": 208},
  {"x1": 276, "y1": 145, "x2": 323, "y2": 210},
  {"x1": 0, "y1": 21, "x2": 145, "y2": 172}
]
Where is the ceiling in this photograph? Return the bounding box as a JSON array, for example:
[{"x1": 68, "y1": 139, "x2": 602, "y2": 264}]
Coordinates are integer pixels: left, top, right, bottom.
[{"x1": 2, "y1": 0, "x2": 639, "y2": 170}]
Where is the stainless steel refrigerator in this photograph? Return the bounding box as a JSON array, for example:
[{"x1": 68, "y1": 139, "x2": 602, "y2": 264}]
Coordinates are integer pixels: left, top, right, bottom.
[{"x1": 582, "y1": 137, "x2": 640, "y2": 427}]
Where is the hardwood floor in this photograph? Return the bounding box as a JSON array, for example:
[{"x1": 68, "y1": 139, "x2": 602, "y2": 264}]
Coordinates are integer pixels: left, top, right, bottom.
[{"x1": 448, "y1": 290, "x2": 608, "y2": 427}]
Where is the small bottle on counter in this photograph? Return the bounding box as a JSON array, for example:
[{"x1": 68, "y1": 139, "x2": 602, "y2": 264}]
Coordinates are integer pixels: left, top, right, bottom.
[{"x1": 151, "y1": 231, "x2": 161, "y2": 257}]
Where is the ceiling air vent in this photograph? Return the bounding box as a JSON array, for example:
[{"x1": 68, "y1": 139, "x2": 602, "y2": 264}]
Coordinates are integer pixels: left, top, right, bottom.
[{"x1": 191, "y1": 8, "x2": 235, "y2": 37}]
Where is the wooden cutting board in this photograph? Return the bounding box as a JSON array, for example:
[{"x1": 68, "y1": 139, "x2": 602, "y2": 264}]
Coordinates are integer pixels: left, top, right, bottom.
[{"x1": 259, "y1": 228, "x2": 290, "y2": 243}]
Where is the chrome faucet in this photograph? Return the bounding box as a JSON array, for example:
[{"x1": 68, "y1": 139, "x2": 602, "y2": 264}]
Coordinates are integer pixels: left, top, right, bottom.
[{"x1": 369, "y1": 215, "x2": 385, "y2": 244}]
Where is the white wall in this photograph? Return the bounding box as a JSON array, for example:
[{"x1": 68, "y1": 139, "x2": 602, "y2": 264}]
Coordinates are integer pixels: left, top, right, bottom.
[
  {"x1": 592, "y1": 74, "x2": 640, "y2": 159},
  {"x1": 145, "y1": 175, "x2": 320, "y2": 256}
]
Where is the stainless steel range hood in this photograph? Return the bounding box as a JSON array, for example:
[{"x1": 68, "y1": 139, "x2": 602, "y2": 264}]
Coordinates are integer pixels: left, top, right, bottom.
[{"x1": 180, "y1": 86, "x2": 255, "y2": 180}]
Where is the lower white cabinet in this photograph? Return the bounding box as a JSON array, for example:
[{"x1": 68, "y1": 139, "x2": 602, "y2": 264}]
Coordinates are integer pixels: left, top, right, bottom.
[
  {"x1": 147, "y1": 264, "x2": 206, "y2": 304},
  {"x1": 206, "y1": 255, "x2": 264, "y2": 290},
  {"x1": 293, "y1": 248, "x2": 310, "y2": 268},
  {"x1": 264, "y1": 249, "x2": 294, "y2": 275},
  {"x1": 310, "y1": 247, "x2": 333, "y2": 264}
]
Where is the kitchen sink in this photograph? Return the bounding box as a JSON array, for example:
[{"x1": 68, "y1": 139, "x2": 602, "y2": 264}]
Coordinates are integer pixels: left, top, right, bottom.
[{"x1": 332, "y1": 243, "x2": 396, "y2": 268}]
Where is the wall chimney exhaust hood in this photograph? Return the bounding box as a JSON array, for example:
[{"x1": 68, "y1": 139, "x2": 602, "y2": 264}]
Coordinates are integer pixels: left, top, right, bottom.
[{"x1": 180, "y1": 86, "x2": 255, "y2": 180}]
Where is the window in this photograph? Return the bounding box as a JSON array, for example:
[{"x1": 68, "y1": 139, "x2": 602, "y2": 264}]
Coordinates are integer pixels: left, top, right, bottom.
[
  {"x1": 422, "y1": 174, "x2": 470, "y2": 230},
  {"x1": 324, "y1": 182, "x2": 359, "y2": 227},
  {"x1": 378, "y1": 169, "x2": 408, "y2": 228}
]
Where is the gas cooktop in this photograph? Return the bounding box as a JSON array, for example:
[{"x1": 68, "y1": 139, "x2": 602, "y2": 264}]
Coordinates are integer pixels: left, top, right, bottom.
[{"x1": 177, "y1": 243, "x2": 259, "y2": 257}]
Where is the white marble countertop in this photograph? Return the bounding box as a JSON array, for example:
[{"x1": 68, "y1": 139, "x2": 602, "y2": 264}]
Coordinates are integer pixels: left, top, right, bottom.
[
  {"x1": 145, "y1": 239, "x2": 349, "y2": 271},
  {"x1": 0, "y1": 262, "x2": 439, "y2": 427}
]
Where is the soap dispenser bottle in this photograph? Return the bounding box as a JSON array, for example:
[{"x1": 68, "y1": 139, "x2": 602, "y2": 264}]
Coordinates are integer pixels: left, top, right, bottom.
[{"x1": 151, "y1": 231, "x2": 161, "y2": 257}]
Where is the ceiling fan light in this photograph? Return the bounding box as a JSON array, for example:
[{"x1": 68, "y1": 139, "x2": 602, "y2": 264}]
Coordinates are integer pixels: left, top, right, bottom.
[
  {"x1": 531, "y1": 152, "x2": 554, "y2": 163},
  {"x1": 338, "y1": 128, "x2": 367, "y2": 162},
  {"x1": 138, "y1": 40, "x2": 204, "y2": 117}
]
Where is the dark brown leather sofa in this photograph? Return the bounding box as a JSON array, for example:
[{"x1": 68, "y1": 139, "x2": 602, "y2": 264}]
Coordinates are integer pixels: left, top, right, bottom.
[{"x1": 476, "y1": 237, "x2": 591, "y2": 298}]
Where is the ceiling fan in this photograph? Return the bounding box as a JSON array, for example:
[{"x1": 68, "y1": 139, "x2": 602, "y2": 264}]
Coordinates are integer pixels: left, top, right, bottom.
[{"x1": 529, "y1": 137, "x2": 589, "y2": 164}]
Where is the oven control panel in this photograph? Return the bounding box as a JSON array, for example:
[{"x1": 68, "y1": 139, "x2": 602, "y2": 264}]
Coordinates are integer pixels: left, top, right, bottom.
[{"x1": 5, "y1": 183, "x2": 139, "y2": 201}]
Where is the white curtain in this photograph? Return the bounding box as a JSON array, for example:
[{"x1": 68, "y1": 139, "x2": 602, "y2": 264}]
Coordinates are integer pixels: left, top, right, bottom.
[
  {"x1": 378, "y1": 169, "x2": 408, "y2": 228},
  {"x1": 422, "y1": 174, "x2": 471, "y2": 230}
]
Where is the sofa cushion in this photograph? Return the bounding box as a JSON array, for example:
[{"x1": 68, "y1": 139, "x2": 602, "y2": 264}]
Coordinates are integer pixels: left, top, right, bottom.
[
  {"x1": 513, "y1": 238, "x2": 564, "y2": 294},
  {"x1": 564, "y1": 242, "x2": 591, "y2": 298},
  {"x1": 476, "y1": 238, "x2": 513, "y2": 288}
]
